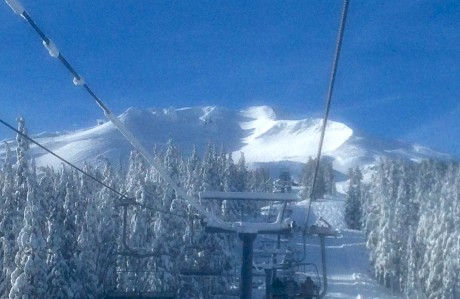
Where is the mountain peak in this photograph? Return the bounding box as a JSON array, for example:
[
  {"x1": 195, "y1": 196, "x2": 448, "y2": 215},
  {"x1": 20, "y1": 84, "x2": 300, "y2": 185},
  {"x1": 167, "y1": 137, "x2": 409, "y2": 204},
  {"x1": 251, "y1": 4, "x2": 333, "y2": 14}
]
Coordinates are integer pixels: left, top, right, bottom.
[{"x1": 240, "y1": 106, "x2": 277, "y2": 120}]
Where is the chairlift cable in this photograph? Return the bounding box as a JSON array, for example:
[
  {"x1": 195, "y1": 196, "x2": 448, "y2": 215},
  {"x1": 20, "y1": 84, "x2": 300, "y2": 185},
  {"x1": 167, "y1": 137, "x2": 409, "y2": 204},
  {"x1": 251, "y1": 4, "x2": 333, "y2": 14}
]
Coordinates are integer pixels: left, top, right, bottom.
[
  {"x1": 0, "y1": 117, "x2": 185, "y2": 218},
  {"x1": 303, "y1": 0, "x2": 350, "y2": 235}
]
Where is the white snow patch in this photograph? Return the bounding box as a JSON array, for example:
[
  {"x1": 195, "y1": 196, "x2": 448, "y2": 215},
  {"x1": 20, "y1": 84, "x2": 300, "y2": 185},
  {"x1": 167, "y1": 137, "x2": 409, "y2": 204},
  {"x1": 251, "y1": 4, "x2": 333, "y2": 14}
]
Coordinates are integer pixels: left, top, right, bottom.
[{"x1": 237, "y1": 118, "x2": 353, "y2": 163}]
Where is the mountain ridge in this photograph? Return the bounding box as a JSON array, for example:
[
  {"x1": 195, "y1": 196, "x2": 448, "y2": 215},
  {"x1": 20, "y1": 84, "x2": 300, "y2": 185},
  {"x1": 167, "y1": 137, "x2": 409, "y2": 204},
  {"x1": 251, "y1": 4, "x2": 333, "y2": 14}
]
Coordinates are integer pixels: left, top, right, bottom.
[{"x1": 2, "y1": 105, "x2": 451, "y2": 178}]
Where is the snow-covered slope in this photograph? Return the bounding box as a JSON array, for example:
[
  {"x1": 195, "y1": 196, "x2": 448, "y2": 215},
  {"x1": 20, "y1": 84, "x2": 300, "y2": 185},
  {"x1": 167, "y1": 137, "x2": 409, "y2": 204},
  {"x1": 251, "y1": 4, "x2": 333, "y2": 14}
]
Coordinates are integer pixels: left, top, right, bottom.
[
  {"x1": 252, "y1": 196, "x2": 402, "y2": 299},
  {"x1": 3, "y1": 105, "x2": 450, "y2": 176},
  {"x1": 280, "y1": 198, "x2": 403, "y2": 299}
]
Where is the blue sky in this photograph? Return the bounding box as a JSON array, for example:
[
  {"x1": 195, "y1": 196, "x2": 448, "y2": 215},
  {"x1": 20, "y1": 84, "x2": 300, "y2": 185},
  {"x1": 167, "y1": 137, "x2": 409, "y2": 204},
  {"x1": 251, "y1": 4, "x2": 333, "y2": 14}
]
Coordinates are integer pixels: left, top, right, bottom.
[{"x1": 1, "y1": 1, "x2": 459, "y2": 157}]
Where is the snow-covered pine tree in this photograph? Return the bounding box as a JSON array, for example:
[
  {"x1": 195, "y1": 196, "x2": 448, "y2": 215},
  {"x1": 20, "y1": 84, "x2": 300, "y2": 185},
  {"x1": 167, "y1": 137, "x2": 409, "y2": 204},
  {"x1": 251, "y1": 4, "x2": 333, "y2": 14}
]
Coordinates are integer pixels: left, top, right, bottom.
[
  {"x1": 164, "y1": 140, "x2": 181, "y2": 188},
  {"x1": 9, "y1": 178, "x2": 47, "y2": 299},
  {"x1": 345, "y1": 167, "x2": 363, "y2": 230},
  {"x1": 151, "y1": 191, "x2": 181, "y2": 293},
  {"x1": 184, "y1": 145, "x2": 202, "y2": 197},
  {"x1": 300, "y1": 157, "x2": 327, "y2": 201},
  {"x1": 201, "y1": 143, "x2": 222, "y2": 216},
  {"x1": 117, "y1": 151, "x2": 148, "y2": 293},
  {"x1": 416, "y1": 161, "x2": 447, "y2": 298},
  {"x1": 14, "y1": 117, "x2": 29, "y2": 201},
  {"x1": 62, "y1": 171, "x2": 82, "y2": 289},
  {"x1": 216, "y1": 145, "x2": 227, "y2": 192},
  {"x1": 194, "y1": 144, "x2": 234, "y2": 295},
  {"x1": 235, "y1": 152, "x2": 248, "y2": 193},
  {"x1": 0, "y1": 142, "x2": 14, "y2": 296},
  {"x1": 431, "y1": 163, "x2": 457, "y2": 299},
  {"x1": 222, "y1": 152, "x2": 239, "y2": 220},
  {"x1": 44, "y1": 174, "x2": 74, "y2": 298},
  {"x1": 96, "y1": 161, "x2": 121, "y2": 293},
  {"x1": 364, "y1": 159, "x2": 394, "y2": 284},
  {"x1": 1, "y1": 118, "x2": 31, "y2": 297},
  {"x1": 76, "y1": 198, "x2": 100, "y2": 298},
  {"x1": 14, "y1": 117, "x2": 30, "y2": 214},
  {"x1": 236, "y1": 152, "x2": 258, "y2": 218},
  {"x1": 149, "y1": 140, "x2": 186, "y2": 293},
  {"x1": 322, "y1": 159, "x2": 336, "y2": 196},
  {"x1": 202, "y1": 143, "x2": 220, "y2": 193}
]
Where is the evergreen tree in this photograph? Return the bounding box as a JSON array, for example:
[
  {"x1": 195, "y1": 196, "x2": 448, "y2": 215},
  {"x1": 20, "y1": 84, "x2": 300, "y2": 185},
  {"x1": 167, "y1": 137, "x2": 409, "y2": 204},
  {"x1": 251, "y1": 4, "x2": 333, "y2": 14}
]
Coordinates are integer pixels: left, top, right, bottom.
[
  {"x1": 0, "y1": 142, "x2": 14, "y2": 296},
  {"x1": 9, "y1": 178, "x2": 47, "y2": 299},
  {"x1": 323, "y1": 159, "x2": 336, "y2": 196},
  {"x1": 300, "y1": 157, "x2": 330, "y2": 200},
  {"x1": 345, "y1": 167, "x2": 363, "y2": 230},
  {"x1": 235, "y1": 152, "x2": 248, "y2": 193},
  {"x1": 201, "y1": 143, "x2": 220, "y2": 192},
  {"x1": 222, "y1": 153, "x2": 238, "y2": 220},
  {"x1": 14, "y1": 117, "x2": 29, "y2": 195},
  {"x1": 76, "y1": 197, "x2": 100, "y2": 298},
  {"x1": 150, "y1": 140, "x2": 187, "y2": 293},
  {"x1": 184, "y1": 146, "x2": 202, "y2": 197},
  {"x1": 96, "y1": 162, "x2": 120, "y2": 293},
  {"x1": 1, "y1": 117, "x2": 31, "y2": 297},
  {"x1": 45, "y1": 174, "x2": 74, "y2": 298}
]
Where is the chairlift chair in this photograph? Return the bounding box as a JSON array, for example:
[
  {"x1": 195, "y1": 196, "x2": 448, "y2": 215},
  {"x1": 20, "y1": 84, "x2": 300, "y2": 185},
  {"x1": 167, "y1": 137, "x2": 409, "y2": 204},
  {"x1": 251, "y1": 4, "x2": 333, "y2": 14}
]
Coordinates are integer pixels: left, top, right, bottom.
[{"x1": 268, "y1": 270, "x2": 320, "y2": 299}]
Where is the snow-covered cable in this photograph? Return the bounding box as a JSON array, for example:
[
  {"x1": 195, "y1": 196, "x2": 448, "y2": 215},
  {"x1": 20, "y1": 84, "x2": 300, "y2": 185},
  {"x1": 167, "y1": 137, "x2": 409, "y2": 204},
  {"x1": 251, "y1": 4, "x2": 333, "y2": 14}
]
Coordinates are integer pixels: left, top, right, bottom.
[
  {"x1": 73, "y1": 76, "x2": 85, "y2": 86},
  {"x1": 303, "y1": 0, "x2": 350, "y2": 234},
  {"x1": 43, "y1": 39, "x2": 60, "y2": 58},
  {"x1": 4, "y1": 0, "x2": 24, "y2": 15}
]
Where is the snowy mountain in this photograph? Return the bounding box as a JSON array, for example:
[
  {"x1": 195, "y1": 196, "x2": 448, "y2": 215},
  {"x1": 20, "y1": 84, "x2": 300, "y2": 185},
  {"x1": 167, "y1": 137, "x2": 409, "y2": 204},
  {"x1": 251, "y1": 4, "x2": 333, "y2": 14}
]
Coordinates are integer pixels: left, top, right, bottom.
[{"x1": 4, "y1": 105, "x2": 450, "y2": 177}]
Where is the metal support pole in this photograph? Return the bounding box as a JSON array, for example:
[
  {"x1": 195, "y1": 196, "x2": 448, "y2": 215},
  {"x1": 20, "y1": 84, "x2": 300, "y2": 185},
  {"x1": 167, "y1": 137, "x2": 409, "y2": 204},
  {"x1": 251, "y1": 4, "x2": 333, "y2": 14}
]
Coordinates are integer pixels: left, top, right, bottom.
[
  {"x1": 318, "y1": 235, "x2": 328, "y2": 298},
  {"x1": 239, "y1": 233, "x2": 257, "y2": 299},
  {"x1": 264, "y1": 268, "x2": 273, "y2": 299}
]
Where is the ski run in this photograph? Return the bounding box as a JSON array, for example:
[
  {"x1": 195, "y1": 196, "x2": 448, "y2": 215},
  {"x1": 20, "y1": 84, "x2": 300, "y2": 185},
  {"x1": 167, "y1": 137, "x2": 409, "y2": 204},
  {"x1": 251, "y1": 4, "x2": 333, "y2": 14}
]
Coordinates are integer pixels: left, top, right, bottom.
[{"x1": 287, "y1": 198, "x2": 402, "y2": 299}]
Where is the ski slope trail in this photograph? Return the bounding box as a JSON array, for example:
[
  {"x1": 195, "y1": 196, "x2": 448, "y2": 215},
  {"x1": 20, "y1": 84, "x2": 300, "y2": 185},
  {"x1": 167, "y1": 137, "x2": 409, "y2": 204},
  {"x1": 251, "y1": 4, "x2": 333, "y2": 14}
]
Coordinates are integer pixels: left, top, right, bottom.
[
  {"x1": 324, "y1": 230, "x2": 400, "y2": 299},
  {"x1": 288, "y1": 198, "x2": 403, "y2": 299}
]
